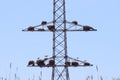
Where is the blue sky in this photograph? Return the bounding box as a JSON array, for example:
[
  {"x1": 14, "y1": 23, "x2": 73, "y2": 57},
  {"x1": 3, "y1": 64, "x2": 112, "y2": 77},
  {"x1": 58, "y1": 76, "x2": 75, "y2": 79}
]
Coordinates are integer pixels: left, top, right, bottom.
[{"x1": 0, "y1": 0, "x2": 120, "y2": 80}]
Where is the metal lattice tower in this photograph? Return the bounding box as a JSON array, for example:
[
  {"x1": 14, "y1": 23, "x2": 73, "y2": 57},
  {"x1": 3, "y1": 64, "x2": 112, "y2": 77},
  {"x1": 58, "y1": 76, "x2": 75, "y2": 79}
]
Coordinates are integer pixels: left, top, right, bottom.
[
  {"x1": 52, "y1": 1, "x2": 69, "y2": 80},
  {"x1": 22, "y1": 0, "x2": 97, "y2": 80}
]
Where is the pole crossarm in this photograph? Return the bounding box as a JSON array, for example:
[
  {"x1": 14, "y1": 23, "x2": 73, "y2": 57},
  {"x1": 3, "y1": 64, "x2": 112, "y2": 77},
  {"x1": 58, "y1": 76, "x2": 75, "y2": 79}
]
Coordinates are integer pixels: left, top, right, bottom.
[
  {"x1": 22, "y1": 21, "x2": 97, "y2": 32},
  {"x1": 27, "y1": 56, "x2": 93, "y2": 68},
  {"x1": 27, "y1": 65, "x2": 93, "y2": 67}
]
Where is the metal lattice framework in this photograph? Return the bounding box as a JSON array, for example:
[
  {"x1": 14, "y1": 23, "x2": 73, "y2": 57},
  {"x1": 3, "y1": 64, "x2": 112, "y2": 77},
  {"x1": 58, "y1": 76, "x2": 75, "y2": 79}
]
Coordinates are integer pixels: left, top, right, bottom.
[{"x1": 22, "y1": 0, "x2": 97, "y2": 80}]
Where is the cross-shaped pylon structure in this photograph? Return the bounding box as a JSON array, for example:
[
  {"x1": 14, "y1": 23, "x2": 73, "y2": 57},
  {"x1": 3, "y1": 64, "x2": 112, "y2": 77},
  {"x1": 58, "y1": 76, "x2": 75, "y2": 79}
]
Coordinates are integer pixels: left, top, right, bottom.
[{"x1": 22, "y1": 0, "x2": 97, "y2": 80}]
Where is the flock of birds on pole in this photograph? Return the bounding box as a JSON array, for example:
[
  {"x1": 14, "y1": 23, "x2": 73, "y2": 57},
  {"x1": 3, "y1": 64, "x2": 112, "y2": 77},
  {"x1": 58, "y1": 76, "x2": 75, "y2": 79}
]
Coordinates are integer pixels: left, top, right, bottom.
[
  {"x1": 22, "y1": 21, "x2": 96, "y2": 32},
  {"x1": 27, "y1": 57, "x2": 92, "y2": 67}
]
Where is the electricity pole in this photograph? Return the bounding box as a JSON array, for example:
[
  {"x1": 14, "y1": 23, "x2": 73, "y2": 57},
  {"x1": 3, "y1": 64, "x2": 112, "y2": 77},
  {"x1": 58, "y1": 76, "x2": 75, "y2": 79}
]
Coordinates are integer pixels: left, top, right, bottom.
[{"x1": 22, "y1": 0, "x2": 97, "y2": 80}]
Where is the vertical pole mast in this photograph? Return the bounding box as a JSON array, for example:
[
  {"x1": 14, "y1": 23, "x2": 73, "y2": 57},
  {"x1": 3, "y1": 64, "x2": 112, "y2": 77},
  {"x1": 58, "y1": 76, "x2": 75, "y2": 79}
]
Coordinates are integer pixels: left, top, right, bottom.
[{"x1": 52, "y1": 0, "x2": 69, "y2": 80}]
